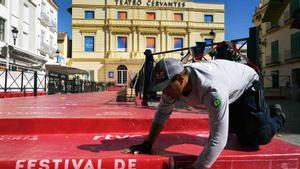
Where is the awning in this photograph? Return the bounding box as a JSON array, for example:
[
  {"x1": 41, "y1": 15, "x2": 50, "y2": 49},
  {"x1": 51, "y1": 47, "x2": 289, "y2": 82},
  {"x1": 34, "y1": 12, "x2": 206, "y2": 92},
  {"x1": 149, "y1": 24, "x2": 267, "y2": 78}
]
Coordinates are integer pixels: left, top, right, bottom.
[
  {"x1": 262, "y1": 0, "x2": 290, "y2": 23},
  {"x1": 46, "y1": 64, "x2": 89, "y2": 75},
  {"x1": 1, "y1": 45, "x2": 47, "y2": 65}
]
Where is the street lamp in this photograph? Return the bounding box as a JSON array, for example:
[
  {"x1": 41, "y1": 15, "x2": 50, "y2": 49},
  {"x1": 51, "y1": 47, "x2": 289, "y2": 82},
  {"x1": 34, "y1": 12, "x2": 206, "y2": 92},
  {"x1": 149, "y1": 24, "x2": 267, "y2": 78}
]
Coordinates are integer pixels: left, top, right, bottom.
[
  {"x1": 56, "y1": 49, "x2": 60, "y2": 63},
  {"x1": 11, "y1": 27, "x2": 19, "y2": 45}
]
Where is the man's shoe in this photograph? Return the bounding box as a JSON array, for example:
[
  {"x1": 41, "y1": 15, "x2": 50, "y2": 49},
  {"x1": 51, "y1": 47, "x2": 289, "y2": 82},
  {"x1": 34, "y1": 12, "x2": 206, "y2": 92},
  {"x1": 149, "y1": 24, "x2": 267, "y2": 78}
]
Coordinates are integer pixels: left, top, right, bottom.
[{"x1": 270, "y1": 104, "x2": 287, "y2": 123}]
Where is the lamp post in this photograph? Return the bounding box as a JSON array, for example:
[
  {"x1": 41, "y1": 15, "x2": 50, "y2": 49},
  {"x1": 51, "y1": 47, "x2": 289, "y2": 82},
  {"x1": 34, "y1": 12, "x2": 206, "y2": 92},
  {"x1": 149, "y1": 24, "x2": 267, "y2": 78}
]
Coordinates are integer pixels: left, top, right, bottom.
[
  {"x1": 12, "y1": 27, "x2": 19, "y2": 46},
  {"x1": 56, "y1": 49, "x2": 60, "y2": 64}
]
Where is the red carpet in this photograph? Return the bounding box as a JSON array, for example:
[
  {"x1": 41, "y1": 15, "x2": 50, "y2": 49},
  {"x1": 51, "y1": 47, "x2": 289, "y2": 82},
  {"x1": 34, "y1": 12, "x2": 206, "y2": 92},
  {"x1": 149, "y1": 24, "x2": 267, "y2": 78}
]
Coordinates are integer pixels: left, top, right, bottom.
[{"x1": 0, "y1": 91, "x2": 299, "y2": 169}]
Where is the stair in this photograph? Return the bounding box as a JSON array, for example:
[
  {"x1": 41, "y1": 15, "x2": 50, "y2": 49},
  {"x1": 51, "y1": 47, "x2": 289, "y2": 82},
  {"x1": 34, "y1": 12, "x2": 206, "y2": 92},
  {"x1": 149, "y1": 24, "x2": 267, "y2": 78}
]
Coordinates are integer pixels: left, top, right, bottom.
[{"x1": 0, "y1": 91, "x2": 299, "y2": 169}]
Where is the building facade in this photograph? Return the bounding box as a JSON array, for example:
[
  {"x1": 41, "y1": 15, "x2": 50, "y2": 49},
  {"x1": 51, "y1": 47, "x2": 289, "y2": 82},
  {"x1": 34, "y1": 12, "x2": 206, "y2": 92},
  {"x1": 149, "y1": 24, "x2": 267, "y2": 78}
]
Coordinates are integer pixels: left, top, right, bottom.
[
  {"x1": 70, "y1": 0, "x2": 225, "y2": 84},
  {"x1": 0, "y1": 0, "x2": 58, "y2": 72},
  {"x1": 57, "y1": 32, "x2": 70, "y2": 65},
  {"x1": 253, "y1": 0, "x2": 300, "y2": 93},
  {"x1": 39, "y1": 0, "x2": 58, "y2": 65}
]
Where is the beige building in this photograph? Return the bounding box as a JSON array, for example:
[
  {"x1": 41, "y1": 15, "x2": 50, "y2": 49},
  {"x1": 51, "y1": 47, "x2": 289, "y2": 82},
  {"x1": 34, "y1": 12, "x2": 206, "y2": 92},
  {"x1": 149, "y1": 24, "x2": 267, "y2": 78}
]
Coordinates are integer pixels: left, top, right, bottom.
[
  {"x1": 253, "y1": 0, "x2": 300, "y2": 94},
  {"x1": 57, "y1": 32, "x2": 70, "y2": 65},
  {"x1": 70, "y1": 0, "x2": 225, "y2": 84}
]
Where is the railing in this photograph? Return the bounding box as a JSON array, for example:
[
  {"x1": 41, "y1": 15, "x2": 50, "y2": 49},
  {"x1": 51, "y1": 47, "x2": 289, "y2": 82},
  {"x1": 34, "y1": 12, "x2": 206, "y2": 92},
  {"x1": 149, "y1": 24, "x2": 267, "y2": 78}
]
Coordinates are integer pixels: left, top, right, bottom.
[
  {"x1": 284, "y1": 10, "x2": 291, "y2": 23},
  {"x1": 266, "y1": 22, "x2": 280, "y2": 32},
  {"x1": 132, "y1": 20, "x2": 160, "y2": 27},
  {"x1": 49, "y1": 20, "x2": 57, "y2": 32},
  {"x1": 161, "y1": 21, "x2": 188, "y2": 28},
  {"x1": 284, "y1": 49, "x2": 300, "y2": 61},
  {"x1": 262, "y1": 74, "x2": 290, "y2": 88},
  {"x1": 41, "y1": 11, "x2": 49, "y2": 25},
  {"x1": 90, "y1": 19, "x2": 224, "y2": 29},
  {"x1": 40, "y1": 42, "x2": 49, "y2": 54},
  {"x1": 47, "y1": 78, "x2": 112, "y2": 95},
  {"x1": 0, "y1": 70, "x2": 47, "y2": 94},
  {"x1": 266, "y1": 55, "x2": 280, "y2": 65}
]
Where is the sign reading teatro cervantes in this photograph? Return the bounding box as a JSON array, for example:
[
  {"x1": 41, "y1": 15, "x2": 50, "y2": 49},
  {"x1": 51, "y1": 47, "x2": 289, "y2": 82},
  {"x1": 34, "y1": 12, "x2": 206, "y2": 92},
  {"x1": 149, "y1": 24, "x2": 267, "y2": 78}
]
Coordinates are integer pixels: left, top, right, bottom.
[{"x1": 115, "y1": 0, "x2": 186, "y2": 8}]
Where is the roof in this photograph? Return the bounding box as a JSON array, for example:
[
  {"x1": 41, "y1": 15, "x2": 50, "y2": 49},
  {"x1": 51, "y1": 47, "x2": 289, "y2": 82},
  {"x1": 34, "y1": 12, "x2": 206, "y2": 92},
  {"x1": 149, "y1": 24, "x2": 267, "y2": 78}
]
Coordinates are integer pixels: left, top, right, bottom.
[{"x1": 46, "y1": 64, "x2": 89, "y2": 75}]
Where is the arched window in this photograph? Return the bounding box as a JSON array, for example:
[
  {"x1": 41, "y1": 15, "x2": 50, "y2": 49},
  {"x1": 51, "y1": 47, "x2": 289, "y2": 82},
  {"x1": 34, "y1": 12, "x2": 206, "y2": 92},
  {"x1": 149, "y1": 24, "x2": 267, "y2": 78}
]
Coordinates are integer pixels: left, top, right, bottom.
[{"x1": 117, "y1": 65, "x2": 127, "y2": 85}]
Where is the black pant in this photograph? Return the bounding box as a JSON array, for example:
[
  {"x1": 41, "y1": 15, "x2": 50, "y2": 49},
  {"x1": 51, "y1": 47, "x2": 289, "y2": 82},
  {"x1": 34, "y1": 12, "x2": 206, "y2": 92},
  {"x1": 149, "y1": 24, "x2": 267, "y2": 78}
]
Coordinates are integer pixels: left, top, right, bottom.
[{"x1": 229, "y1": 81, "x2": 284, "y2": 147}]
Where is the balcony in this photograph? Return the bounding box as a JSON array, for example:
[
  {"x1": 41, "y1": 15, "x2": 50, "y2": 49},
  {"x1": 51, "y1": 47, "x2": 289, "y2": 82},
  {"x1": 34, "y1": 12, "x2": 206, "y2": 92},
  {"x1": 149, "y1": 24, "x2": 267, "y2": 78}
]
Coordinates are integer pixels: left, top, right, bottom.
[
  {"x1": 266, "y1": 55, "x2": 280, "y2": 66},
  {"x1": 161, "y1": 21, "x2": 188, "y2": 28},
  {"x1": 49, "y1": 20, "x2": 57, "y2": 32},
  {"x1": 108, "y1": 20, "x2": 131, "y2": 27},
  {"x1": 262, "y1": 0, "x2": 289, "y2": 23},
  {"x1": 40, "y1": 42, "x2": 49, "y2": 54},
  {"x1": 72, "y1": 19, "x2": 105, "y2": 26},
  {"x1": 284, "y1": 50, "x2": 300, "y2": 63},
  {"x1": 41, "y1": 11, "x2": 49, "y2": 26},
  {"x1": 283, "y1": 10, "x2": 293, "y2": 24},
  {"x1": 132, "y1": 20, "x2": 160, "y2": 27},
  {"x1": 188, "y1": 21, "x2": 224, "y2": 29},
  {"x1": 266, "y1": 22, "x2": 280, "y2": 33}
]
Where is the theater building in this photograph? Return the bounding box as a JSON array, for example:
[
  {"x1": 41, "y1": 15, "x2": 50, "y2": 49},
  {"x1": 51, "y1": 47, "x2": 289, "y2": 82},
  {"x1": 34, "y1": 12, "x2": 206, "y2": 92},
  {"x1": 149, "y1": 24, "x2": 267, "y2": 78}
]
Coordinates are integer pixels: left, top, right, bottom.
[{"x1": 70, "y1": 0, "x2": 225, "y2": 84}]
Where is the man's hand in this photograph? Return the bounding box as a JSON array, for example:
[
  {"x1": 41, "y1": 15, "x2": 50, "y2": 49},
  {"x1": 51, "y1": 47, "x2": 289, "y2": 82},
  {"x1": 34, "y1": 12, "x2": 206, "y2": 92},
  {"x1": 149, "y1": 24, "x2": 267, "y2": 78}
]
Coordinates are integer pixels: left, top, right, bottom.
[{"x1": 123, "y1": 140, "x2": 152, "y2": 154}]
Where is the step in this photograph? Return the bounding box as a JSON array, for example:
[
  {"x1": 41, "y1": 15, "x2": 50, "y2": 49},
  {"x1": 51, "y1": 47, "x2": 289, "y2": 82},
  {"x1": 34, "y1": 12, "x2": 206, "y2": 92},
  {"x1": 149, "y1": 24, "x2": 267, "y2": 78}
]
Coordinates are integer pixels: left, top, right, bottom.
[
  {"x1": 0, "y1": 91, "x2": 208, "y2": 134},
  {"x1": 0, "y1": 132, "x2": 299, "y2": 169}
]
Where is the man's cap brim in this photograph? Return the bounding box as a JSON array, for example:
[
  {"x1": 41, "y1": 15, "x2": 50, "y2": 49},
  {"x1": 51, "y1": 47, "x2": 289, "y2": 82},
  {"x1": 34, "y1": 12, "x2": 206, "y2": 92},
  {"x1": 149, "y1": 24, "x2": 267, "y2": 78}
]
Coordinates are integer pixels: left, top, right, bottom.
[{"x1": 149, "y1": 79, "x2": 171, "y2": 92}]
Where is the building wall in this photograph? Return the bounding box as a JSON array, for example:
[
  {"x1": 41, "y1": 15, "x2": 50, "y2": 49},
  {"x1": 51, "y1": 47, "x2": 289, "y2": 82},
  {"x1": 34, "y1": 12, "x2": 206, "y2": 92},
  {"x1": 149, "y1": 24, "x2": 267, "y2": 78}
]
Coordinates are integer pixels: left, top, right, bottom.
[
  {"x1": 254, "y1": 1, "x2": 300, "y2": 90},
  {"x1": 71, "y1": 0, "x2": 225, "y2": 83},
  {"x1": 37, "y1": 0, "x2": 58, "y2": 64}
]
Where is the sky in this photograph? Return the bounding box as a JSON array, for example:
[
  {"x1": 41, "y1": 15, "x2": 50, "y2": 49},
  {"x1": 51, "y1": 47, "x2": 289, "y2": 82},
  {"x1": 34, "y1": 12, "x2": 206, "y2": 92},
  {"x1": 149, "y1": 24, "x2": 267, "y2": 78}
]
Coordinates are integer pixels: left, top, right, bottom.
[{"x1": 57, "y1": 0, "x2": 260, "y2": 41}]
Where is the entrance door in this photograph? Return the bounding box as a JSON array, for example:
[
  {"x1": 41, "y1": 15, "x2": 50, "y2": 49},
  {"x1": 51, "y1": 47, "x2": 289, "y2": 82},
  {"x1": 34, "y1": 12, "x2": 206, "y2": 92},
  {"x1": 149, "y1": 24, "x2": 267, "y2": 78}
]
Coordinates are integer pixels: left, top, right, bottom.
[
  {"x1": 271, "y1": 70, "x2": 279, "y2": 88},
  {"x1": 117, "y1": 65, "x2": 127, "y2": 85}
]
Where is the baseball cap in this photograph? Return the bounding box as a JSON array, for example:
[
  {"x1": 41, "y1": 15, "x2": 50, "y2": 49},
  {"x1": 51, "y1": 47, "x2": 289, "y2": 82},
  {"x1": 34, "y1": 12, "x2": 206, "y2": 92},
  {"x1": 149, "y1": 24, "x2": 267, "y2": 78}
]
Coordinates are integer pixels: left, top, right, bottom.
[{"x1": 149, "y1": 58, "x2": 184, "y2": 92}]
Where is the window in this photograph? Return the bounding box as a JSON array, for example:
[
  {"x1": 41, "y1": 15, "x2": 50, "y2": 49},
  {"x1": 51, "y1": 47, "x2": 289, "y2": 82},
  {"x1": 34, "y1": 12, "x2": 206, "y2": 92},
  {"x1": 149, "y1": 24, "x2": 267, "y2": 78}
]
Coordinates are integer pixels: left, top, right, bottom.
[
  {"x1": 108, "y1": 71, "x2": 114, "y2": 78},
  {"x1": 117, "y1": 65, "x2": 127, "y2": 85},
  {"x1": 146, "y1": 37, "x2": 155, "y2": 52},
  {"x1": 0, "y1": 18, "x2": 5, "y2": 42},
  {"x1": 290, "y1": 0, "x2": 300, "y2": 17},
  {"x1": 174, "y1": 38, "x2": 183, "y2": 49},
  {"x1": 0, "y1": 0, "x2": 5, "y2": 6},
  {"x1": 85, "y1": 11, "x2": 95, "y2": 19},
  {"x1": 146, "y1": 12, "x2": 155, "y2": 20},
  {"x1": 271, "y1": 41, "x2": 279, "y2": 62},
  {"x1": 118, "y1": 11, "x2": 127, "y2": 20},
  {"x1": 271, "y1": 70, "x2": 279, "y2": 88},
  {"x1": 291, "y1": 32, "x2": 300, "y2": 58},
  {"x1": 84, "y1": 36, "x2": 94, "y2": 52},
  {"x1": 117, "y1": 36, "x2": 127, "y2": 52},
  {"x1": 23, "y1": 3, "x2": 29, "y2": 24},
  {"x1": 23, "y1": 32, "x2": 29, "y2": 50},
  {"x1": 174, "y1": 13, "x2": 183, "y2": 21},
  {"x1": 204, "y1": 15, "x2": 213, "y2": 23}
]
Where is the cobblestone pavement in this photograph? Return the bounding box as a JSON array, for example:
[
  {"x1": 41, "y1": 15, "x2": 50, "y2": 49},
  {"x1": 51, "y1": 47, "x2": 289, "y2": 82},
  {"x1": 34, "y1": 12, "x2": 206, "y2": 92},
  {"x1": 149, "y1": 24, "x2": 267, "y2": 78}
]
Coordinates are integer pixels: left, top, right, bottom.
[{"x1": 267, "y1": 99, "x2": 300, "y2": 146}]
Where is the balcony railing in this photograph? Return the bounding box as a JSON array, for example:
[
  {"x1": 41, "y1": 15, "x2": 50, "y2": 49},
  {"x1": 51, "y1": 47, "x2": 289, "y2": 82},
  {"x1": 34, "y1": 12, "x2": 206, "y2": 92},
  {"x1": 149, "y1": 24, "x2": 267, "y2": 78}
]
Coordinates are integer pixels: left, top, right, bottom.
[
  {"x1": 266, "y1": 55, "x2": 280, "y2": 65},
  {"x1": 284, "y1": 10, "x2": 291, "y2": 22},
  {"x1": 40, "y1": 42, "x2": 49, "y2": 54},
  {"x1": 104, "y1": 19, "x2": 224, "y2": 29},
  {"x1": 266, "y1": 22, "x2": 280, "y2": 33},
  {"x1": 132, "y1": 20, "x2": 160, "y2": 27},
  {"x1": 285, "y1": 49, "x2": 300, "y2": 62},
  {"x1": 49, "y1": 20, "x2": 57, "y2": 32},
  {"x1": 161, "y1": 21, "x2": 188, "y2": 28},
  {"x1": 108, "y1": 20, "x2": 132, "y2": 26},
  {"x1": 41, "y1": 11, "x2": 49, "y2": 26}
]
